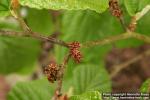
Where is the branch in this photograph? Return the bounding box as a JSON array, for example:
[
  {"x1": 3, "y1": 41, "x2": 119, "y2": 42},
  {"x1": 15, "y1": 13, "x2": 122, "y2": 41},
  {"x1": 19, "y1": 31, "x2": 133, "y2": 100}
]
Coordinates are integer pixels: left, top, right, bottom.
[
  {"x1": 119, "y1": 17, "x2": 127, "y2": 31},
  {"x1": 110, "y1": 49, "x2": 150, "y2": 78},
  {"x1": 81, "y1": 33, "x2": 130, "y2": 48},
  {"x1": 128, "y1": 5, "x2": 150, "y2": 32},
  {"x1": 0, "y1": 30, "x2": 69, "y2": 48},
  {"x1": 53, "y1": 54, "x2": 70, "y2": 100},
  {"x1": 0, "y1": 30, "x2": 24, "y2": 36},
  {"x1": 127, "y1": 16, "x2": 137, "y2": 32},
  {"x1": 11, "y1": 0, "x2": 33, "y2": 34},
  {"x1": 38, "y1": 10, "x2": 62, "y2": 67},
  {"x1": 136, "y1": 5, "x2": 150, "y2": 21},
  {"x1": 132, "y1": 32, "x2": 150, "y2": 43},
  {"x1": 10, "y1": 2, "x2": 69, "y2": 48},
  {"x1": 1, "y1": 30, "x2": 150, "y2": 49},
  {"x1": 81, "y1": 32, "x2": 150, "y2": 48}
]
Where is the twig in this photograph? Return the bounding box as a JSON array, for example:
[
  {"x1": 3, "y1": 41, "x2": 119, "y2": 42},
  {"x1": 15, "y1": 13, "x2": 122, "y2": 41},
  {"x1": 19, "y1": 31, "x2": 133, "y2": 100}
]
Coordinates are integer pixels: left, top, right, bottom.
[
  {"x1": 39, "y1": 10, "x2": 61, "y2": 61},
  {"x1": 38, "y1": 36, "x2": 69, "y2": 48},
  {"x1": 53, "y1": 54, "x2": 70, "y2": 100},
  {"x1": 119, "y1": 17, "x2": 127, "y2": 31},
  {"x1": 110, "y1": 49, "x2": 150, "y2": 78},
  {"x1": 127, "y1": 5, "x2": 150, "y2": 32},
  {"x1": 132, "y1": 32, "x2": 150, "y2": 43},
  {"x1": 15, "y1": 12, "x2": 33, "y2": 34},
  {"x1": 81, "y1": 32, "x2": 150, "y2": 48},
  {"x1": 0, "y1": 30, "x2": 24, "y2": 36},
  {"x1": 36, "y1": 11, "x2": 62, "y2": 79},
  {"x1": 1, "y1": 30, "x2": 150, "y2": 48},
  {"x1": 10, "y1": 2, "x2": 69, "y2": 48},
  {"x1": 11, "y1": 0, "x2": 33, "y2": 34},
  {"x1": 127, "y1": 16, "x2": 137, "y2": 32},
  {"x1": 0, "y1": 30, "x2": 69, "y2": 48},
  {"x1": 136, "y1": 5, "x2": 150, "y2": 21}
]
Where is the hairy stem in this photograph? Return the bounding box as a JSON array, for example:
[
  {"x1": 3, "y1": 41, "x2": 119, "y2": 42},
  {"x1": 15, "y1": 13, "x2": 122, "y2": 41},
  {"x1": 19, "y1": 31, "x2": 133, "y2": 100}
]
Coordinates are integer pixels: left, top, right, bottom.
[
  {"x1": 53, "y1": 54, "x2": 70, "y2": 100},
  {"x1": 136, "y1": 5, "x2": 150, "y2": 21},
  {"x1": 10, "y1": 6, "x2": 69, "y2": 48},
  {"x1": 0, "y1": 30, "x2": 69, "y2": 48},
  {"x1": 1, "y1": 30, "x2": 150, "y2": 48},
  {"x1": 119, "y1": 17, "x2": 127, "y2": 31},
  {"x1": 81, "y1": 32, "x2": 150, "y2": 48}
]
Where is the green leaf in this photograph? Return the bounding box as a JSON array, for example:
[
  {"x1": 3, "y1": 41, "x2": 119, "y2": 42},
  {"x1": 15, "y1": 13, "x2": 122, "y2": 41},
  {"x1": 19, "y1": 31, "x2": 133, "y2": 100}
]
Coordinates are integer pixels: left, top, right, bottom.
[
  {"x1": 57, "y1": 10, "x2": 123, "y2": 62},
  {"x1": 7, "y1": 79, "x2": 56, "y2": 100},
  {"x1": 124, "y1": 0, "x2": 139, "y2": 16},
  {"x1": 72, "y1": 64, "x2": 111, "y2": 94},
  {"x1": 140, "y1": 79, "x2": 150, "y2": 92},
  {"x1": 137, "y1": 8, "x2": 150, "y2": 37},
  {"x1": 124, "y1": 0, "x2": 150, "y2": 16},
  {"x1": 0, "y1": 0, "x2": 10, "y2": 16},
  {"x1": 0, "y1": 36, "x2": 40, "y2": 74},
  {"x1": 70, "y1": 91, "x2": 102, "y2": 100},
  {"x1": 139, "y1": 0, "x2": 150, "y2": 11},
  {"x1": 0, "y1": 17, "x2": 20, "y2": 30},
  {"x1": 26, "y1": 8, "x2": 54, "y2": 36},
  {"x1": 20, "y1": 0, "x2": 109, "y2": 13},
  {"x1": 55, "y1": 10, "x2": 142, "y2": 80},
  {"x1": 55, "y1": 10, "x2": 113, "y2": 79}
]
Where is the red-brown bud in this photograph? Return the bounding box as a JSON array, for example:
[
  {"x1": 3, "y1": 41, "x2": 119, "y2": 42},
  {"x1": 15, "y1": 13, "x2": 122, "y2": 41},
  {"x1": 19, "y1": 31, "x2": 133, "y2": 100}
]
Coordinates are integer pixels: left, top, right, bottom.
[
  {"x1": 68, "y1": 42, "x2": 82, "y2": 63},
  {"x1": 109, "y1": 0, "x2": 122, "y2": 18},
  {"x1": 44, "y1": 62, "x2": 59, "y2": 83}
]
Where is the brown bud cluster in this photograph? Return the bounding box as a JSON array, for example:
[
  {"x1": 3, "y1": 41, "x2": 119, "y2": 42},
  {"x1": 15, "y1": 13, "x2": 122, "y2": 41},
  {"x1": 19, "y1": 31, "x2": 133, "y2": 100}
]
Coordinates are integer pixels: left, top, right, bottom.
[
  {"x1": 68, "y1": 42, "x2": 82, "y2": 63},
  {"x1": 109, "y1": 0, "x2": 122, "y2": 18},
  {"x1": 44, "y1": 62, "x2": 59, "y2": 83}
]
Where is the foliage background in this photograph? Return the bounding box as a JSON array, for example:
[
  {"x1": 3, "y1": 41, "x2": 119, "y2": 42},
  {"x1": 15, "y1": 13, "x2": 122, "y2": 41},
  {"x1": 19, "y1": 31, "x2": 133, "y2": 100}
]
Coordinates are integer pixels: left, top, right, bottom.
[{"x1": 0, "y1": 0, "x2": 150, "y2": 99}]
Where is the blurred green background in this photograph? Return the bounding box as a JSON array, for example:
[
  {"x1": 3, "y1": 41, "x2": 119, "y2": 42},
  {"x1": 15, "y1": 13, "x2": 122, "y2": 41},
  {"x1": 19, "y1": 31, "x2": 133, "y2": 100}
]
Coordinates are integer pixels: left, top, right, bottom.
[{"x1": 0, "y1": 0, "x2": 150, "y2": 99}]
